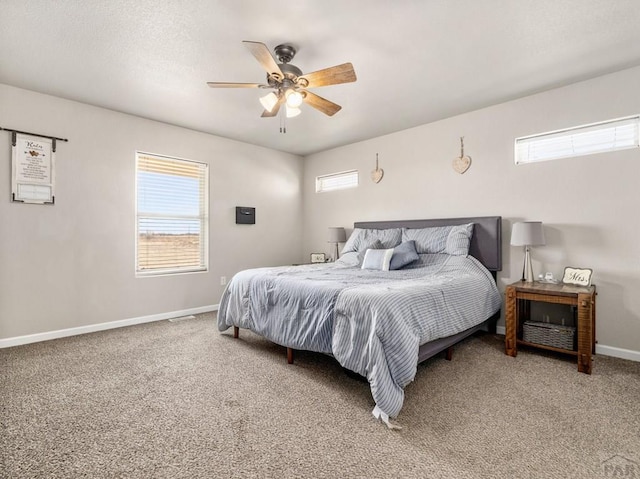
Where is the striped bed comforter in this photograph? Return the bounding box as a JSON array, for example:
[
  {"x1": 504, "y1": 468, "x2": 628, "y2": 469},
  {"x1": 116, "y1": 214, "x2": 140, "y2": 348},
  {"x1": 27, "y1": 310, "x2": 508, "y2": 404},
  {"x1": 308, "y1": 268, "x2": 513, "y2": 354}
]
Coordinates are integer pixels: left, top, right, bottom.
[{"x1": 217, "y1": 253, "x2": 501, "y2": 419}]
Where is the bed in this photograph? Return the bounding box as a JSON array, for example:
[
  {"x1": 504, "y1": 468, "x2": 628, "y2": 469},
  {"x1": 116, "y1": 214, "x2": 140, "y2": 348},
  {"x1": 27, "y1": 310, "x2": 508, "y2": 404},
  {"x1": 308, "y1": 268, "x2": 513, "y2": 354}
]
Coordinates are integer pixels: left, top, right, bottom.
[{"x1": 217, "y1": 216, "x2": 502, "y2": 427}]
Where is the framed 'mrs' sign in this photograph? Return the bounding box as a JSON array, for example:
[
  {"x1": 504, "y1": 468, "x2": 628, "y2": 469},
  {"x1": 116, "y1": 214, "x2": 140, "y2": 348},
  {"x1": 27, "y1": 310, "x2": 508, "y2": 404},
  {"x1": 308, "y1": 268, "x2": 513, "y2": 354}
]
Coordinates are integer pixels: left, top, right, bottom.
[{"x1": 562, "y1": 267, "x2": 593, "y2": 287}]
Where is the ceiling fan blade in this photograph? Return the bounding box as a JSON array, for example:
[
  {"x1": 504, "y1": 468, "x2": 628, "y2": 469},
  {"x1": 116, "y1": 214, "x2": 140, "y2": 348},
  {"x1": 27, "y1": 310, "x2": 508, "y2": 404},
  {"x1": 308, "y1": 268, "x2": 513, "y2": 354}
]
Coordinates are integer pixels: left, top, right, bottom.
[
  {"x1": 297, "y1": 63, "x2": 357, "y2": 88},
  {"x1": 302, "y1": 91, "x2": 342, "y2": 116},
  {"x1": 207, "y1": 82, "x2": 264, "y2": 88},
  {"x1": 243, "y1": 41, "x2": 284, "y2": 81},
  {"x1": 261, "y1": 97, "x2": 284, "y2": 117}
]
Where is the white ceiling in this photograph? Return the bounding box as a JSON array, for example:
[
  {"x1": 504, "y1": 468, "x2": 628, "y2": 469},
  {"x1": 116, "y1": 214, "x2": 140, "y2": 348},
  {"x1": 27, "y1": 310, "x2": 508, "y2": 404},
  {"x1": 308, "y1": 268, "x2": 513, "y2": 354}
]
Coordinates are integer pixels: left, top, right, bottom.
[{"x1": 2, "y1": 1, "x2": 640, "y2": 156}]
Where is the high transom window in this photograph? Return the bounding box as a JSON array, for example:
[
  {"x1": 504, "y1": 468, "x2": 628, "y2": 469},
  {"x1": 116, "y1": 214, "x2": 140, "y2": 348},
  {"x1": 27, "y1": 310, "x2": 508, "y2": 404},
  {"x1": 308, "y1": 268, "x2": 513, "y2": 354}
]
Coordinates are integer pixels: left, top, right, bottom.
[
  {"x1": 515, "y1": 115, "x2": 640, "y2": 164},
  {"x1": 316, "y1": 169, "x2": 359, "y2": 193}
]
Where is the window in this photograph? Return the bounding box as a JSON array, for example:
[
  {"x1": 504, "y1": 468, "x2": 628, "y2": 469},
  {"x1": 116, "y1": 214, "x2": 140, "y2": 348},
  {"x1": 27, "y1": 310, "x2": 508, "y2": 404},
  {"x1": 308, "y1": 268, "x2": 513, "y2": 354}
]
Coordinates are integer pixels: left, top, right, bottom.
[
  {"x1": 316, "y1": 169, "x2": 359, "y2": 193},
  {"x1": 515, "y1": 115, "x2": 640, "y2": 165},
  {"x1": 136, "y1": 152, "x2": 208, "y2": 275}
]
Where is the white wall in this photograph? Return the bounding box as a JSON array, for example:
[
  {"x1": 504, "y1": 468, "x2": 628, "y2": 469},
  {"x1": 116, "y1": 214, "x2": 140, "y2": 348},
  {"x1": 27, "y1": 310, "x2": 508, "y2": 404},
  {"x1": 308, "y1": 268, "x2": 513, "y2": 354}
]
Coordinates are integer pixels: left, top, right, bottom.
[
  {"x1": 303, "y1": 66, "x2": 640, "y2": 354},
  {"x1": 0, "y1": 84, "x2": 304, "y2": 341},
  {"x1": 4, "y1": 66, "x2": 639, "y2": 354}
]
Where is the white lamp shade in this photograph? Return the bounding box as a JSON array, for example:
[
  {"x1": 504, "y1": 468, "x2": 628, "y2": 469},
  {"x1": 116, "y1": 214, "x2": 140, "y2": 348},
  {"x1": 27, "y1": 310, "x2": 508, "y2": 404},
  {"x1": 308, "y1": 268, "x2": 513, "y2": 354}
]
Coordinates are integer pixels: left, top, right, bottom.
[
  {"x1": 259, "y1": 92, "x2": 279, "y2": 112},
  {"x1": 286, "y1": 106, "x2": 301, "y2": 118},
  {"x1": 327, "y1": 227, "x2": 347, "y2": 243},
  {"x1": 285, "y1": 90, "x2": 303, "y2": 108},
  {"x1": 511, "y1": 221, "x2": 546, "y2": 246}
]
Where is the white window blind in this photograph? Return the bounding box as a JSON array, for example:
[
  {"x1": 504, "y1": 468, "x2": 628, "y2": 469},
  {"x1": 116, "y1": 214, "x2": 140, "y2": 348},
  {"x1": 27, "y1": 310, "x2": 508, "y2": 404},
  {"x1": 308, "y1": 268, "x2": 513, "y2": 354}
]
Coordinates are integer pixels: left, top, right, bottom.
[
  {"x1": 316, "y1": 170, "x2": 359, "y2": 193},
  {"x1": 136, "y1": 152, "x2": 208, "y2": 275},
  {"x1": 515, "y1": 115, "x2": 640, "y2": 164}
]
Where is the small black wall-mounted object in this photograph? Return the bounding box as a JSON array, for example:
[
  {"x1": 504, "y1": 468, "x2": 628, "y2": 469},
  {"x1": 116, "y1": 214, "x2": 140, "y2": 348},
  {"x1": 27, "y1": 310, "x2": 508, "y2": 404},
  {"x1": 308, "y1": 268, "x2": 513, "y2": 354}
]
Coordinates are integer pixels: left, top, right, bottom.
[{"x1": 235, "y1": 206, "x2": 256, "y2": 225}]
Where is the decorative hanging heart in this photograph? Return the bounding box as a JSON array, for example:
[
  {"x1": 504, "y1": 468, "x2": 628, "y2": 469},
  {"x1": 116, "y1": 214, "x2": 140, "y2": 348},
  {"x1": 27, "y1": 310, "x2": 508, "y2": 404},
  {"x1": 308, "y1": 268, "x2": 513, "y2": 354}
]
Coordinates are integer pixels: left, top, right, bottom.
[
  {"x1": 371, "y1": 153, "x2": 384, "y2": 183},
  {"x1": 453, "y1": 155, "x2": 471, "y2": 174},
  {"x1": 453, "y1": 137, "x2": 471, "y2": 174}
]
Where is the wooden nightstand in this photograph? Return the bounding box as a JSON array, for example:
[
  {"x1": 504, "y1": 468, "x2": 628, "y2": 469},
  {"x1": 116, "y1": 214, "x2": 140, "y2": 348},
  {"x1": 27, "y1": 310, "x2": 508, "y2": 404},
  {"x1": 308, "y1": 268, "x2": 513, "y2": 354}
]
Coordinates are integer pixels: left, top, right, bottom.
[{"x1": 504, "y1": 280, "x2": 596, "y2": 374}]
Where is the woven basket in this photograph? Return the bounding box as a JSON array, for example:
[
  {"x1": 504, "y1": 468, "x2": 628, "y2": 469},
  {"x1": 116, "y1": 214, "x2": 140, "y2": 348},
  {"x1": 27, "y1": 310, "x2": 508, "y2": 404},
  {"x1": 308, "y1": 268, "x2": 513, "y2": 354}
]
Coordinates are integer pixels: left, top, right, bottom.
[{"x1": 523, "y1": 321, "x2": 576, "y2": 350}]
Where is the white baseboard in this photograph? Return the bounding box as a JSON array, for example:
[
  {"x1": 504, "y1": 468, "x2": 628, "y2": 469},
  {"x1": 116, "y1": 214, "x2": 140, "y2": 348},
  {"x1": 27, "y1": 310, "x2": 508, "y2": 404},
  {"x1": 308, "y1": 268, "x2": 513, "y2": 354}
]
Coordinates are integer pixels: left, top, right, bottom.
[
  {"x1": 494, "y1": 325, "x2": 639, "y2": 362},
  {"x1": 0, "y1": 305, "x2": 219, "y2": 349},
  {"x1": 5, "y1": 311, "x2": 639, "y2": 363},
  {"x1": 595, "y1": 344, "x2": 640, "y2": 362}
]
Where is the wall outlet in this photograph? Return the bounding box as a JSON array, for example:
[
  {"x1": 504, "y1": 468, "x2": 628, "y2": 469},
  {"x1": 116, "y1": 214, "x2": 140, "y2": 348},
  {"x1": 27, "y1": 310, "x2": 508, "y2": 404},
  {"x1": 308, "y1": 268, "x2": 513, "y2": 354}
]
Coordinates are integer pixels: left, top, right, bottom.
[{"x1": 220, "y1": 276, "x2": 227, "y2": 286}]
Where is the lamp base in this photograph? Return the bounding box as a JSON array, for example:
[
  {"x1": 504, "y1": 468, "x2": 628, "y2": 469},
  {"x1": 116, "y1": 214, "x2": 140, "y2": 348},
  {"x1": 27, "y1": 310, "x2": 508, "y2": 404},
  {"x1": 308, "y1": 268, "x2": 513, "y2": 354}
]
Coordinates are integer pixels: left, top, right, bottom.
[{"x1": 522, "y1": 246, "x2": 534, "y2": 282}]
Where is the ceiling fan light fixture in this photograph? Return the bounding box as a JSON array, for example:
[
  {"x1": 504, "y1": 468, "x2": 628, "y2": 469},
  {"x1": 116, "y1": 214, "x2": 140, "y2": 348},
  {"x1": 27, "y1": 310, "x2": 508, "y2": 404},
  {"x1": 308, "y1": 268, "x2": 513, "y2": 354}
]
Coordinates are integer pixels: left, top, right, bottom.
[
  {"x1": 285, "y1": 90, "x2": 303, "y2": 108},
  {"x1": 259, "y1": 92, "x2": 279, "y2": 112},
  {"x1": 286, "y1": 106, "x2": 301, "y2": 118}
]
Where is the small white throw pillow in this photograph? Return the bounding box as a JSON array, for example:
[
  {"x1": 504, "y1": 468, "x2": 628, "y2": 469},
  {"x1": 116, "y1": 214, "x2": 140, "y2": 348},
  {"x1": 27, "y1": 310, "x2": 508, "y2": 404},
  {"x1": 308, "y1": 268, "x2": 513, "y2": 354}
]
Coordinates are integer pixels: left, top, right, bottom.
[{"x1": 361, "y1": 248, "x2": 394, "y2": 271}]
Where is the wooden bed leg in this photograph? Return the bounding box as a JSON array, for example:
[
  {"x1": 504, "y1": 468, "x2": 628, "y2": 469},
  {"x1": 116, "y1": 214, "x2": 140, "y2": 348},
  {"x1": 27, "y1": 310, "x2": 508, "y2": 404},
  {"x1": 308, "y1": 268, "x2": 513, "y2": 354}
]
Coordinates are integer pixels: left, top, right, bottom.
[
  {"x1": 233, "y1": 326, "x2": 239, "y2": 339},
  {"x1": 445, "y1": 346, "x2": 453, "y2": 361},
  {"x1": 287, "y1": 347, "x2": 294, "y2": 364}
]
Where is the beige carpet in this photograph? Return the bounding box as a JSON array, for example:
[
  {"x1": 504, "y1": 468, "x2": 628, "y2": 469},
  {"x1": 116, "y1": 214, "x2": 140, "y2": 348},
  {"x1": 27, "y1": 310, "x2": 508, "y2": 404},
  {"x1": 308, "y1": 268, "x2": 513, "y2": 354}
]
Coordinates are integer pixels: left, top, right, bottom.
[{"x1": 1, "y1": 312, "x2": 639, "y2": 478}]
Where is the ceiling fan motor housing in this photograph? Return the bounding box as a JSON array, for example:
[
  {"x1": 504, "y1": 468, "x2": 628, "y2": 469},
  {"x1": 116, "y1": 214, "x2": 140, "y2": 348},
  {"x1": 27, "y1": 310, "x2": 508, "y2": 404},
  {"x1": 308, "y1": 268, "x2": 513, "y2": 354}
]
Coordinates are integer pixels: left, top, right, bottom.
[
  {"x1": 266, "y1": 45, "x2": 302, "y2": 87},
  {"x1": 268, "y1": 63, "x2": 302, "y2": 88},
  {"x1": 274, "y1": 44, "x2": 296, "y2": 63}
]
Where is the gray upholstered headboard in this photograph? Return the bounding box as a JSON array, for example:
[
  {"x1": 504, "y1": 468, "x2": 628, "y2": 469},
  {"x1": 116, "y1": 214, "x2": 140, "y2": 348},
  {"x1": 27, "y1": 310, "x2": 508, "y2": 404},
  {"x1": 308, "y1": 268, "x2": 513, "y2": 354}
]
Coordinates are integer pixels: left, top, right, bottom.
[{"x1": 353, "y1": 216, "x2": 502, "y2": 272}]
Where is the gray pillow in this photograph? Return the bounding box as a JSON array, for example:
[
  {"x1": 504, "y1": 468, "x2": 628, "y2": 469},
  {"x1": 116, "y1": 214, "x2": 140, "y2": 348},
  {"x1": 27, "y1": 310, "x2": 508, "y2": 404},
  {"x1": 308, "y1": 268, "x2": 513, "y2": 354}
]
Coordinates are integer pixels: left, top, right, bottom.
[
  {"x1": 361, "y1": 248, "x2": 394, "y2": 271},
  {"x1": 446, "y1": 223, "x2": 474, "y2": 256},
  {"x1": 340, "y1": 228, "x2": 363, "y2": 255},
  {"x1": 334, "y1": 251, "x2": 360, "y2": 267},
  {"x1": 335, "y1": 241, "x2": 385, "y2": 267},
  {"x1": 402, "y1": 224, "x2": 474, "y2": 255},
  {"x1": 402, "y1": 226, "x2": 451, "y2": 254},
  {"x1": 389, "y1": 240, "x2": 419, "y2": 270},
  {"x1": 342, "y1": 228, "x2": 402, "y2": 254}
]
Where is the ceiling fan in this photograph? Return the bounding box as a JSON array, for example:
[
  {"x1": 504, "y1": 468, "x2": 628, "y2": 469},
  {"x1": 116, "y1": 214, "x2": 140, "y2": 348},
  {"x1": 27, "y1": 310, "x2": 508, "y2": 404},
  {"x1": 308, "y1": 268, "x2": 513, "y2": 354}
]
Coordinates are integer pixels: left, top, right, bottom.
[{"x1": 207, "y1": 41, "x2": 357, "y2": 120}]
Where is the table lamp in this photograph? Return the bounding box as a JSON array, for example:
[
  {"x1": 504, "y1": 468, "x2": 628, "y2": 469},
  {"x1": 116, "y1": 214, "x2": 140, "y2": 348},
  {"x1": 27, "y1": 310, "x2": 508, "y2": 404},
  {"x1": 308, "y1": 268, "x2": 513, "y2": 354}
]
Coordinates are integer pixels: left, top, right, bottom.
[
  {"x1": 510, "y1": 221, "x2": 545, "y2": 282},
  {"x1": 327, "y1": 227, "x2": 346, "y2": 261}
]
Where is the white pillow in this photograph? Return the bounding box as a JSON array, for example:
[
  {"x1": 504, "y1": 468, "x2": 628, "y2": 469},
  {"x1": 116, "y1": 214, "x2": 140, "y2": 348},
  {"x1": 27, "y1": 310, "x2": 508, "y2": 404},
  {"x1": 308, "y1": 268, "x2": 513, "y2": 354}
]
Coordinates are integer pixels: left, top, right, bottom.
[{"x1": 361, "y1": 248, "x2": 394, "y2": 271}]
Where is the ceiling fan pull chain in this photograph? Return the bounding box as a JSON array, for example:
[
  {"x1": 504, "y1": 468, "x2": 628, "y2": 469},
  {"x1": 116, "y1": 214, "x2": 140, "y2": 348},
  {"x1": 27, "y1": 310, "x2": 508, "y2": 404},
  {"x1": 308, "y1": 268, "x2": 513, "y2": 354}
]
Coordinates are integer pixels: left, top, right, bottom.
[{"x1": 280, "y1": 110, "x2": 286, "y2": 133}]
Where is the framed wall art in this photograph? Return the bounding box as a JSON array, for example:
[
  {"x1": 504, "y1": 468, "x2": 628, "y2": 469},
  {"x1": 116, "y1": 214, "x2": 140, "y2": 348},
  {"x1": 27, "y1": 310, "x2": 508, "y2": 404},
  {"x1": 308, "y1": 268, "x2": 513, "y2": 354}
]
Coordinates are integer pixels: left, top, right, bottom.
[{"x1": 2, "y1": 127, "x2": 68, "y2": 204}]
